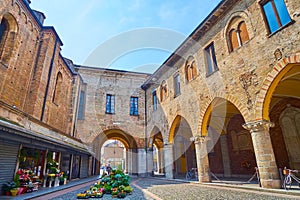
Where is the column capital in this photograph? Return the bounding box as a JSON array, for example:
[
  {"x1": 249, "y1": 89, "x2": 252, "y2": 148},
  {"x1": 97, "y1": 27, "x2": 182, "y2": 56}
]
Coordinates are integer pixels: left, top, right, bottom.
[
  {"x1": 190, "y1": 135, "x2": 206, "y2": 144},
  {"x1": 242, "y1": 119, "x2": 274, "y2": 132}
]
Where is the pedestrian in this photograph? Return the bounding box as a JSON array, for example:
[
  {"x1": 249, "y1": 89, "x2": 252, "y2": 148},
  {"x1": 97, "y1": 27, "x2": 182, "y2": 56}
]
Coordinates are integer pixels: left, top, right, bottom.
[{"x1": 106, "y1": 164, "x2": 112, "y2": 175}]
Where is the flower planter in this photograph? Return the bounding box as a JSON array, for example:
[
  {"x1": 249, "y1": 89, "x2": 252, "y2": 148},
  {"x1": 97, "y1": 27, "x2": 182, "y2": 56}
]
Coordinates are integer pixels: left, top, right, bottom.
[{"x1": 10, "y1": 189, "x2": 18, "y2": 196}]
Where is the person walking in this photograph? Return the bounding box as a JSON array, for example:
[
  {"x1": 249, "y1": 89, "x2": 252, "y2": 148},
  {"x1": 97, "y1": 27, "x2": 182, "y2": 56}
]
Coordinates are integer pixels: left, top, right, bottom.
[{"x1": 106, "y1": 164, "x2": 112, "y2": 175}]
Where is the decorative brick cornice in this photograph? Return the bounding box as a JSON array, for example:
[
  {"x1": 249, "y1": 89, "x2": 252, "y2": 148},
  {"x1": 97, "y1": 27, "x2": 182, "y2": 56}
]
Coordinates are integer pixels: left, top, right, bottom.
[{"x1": 242, "y1": 120, "x2": 274, "y2": 132}]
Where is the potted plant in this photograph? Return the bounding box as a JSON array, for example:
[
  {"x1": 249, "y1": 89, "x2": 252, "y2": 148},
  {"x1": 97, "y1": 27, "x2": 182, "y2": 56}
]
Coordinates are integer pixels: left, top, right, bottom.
[
  {"x1": 2, "y1": 181, "x2": 15, "y2": 196},
  {"x1": 111, "y1": 187, "x2": 118, "y2": 198},
  {"x1": 9, "y1": 182, "x2": 18, "y2": 196}
]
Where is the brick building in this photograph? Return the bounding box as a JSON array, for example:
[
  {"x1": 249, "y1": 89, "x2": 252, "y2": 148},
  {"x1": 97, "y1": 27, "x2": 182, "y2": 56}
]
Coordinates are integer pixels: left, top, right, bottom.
[
  {"x1": 0, "y1": 0, "x2": 93, "y2": 193},
  {"x1": 0, "y1": 0, "x2": 300, "y2": 193}
]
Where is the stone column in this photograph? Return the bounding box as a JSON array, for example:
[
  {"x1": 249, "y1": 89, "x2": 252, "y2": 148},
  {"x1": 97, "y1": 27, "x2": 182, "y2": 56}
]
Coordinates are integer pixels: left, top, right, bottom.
[
  {"x1": 147, "y1": 149, "x2": 154, "y2": 176},
  {"x1": 127, "y1": 149, "x2": 133, "y2": 175},
  {"x1": 137, "y1": 148, "x2": 147, "y2": 177},
  {"x1": 164, "y1": 144, "x2": 174, "y2": 179},
  {"x1": 243, "y1": 120, "x2": 281, "y2": 188},
  {"x1": 219, "y1": 135, "x2": 232, "y2": 177},
  {"x1": 158, "y1": 148, "x2": 164, "y2": 173},
  {"x1": 193, "y1": 136, "x2": 211, "y2": 182}
]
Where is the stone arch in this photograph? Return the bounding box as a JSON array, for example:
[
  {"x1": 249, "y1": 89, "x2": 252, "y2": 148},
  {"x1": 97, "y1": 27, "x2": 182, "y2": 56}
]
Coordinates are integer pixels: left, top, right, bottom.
[
  {"x1": 169, "y1": 114, "x2": 196, "y2": 144},
  {"x1": 199, "y1": 93, "x2": 248, "y2": 136},
  {"x1": 92, "y1": 128, "x2": 138, "y2": 174},
  {"x1": 168, "y1": 115, "x2": 196, "y2": 177},
  {"x1": 255, "y1": 53, "x2": 300, "y2": 120},
  {"x1": 93, "y1": 129, "x2": 138, "y2": 150}
]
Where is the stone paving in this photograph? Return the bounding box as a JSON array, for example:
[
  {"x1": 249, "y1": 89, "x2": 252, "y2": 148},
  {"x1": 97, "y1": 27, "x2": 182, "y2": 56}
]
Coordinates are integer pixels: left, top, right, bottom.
[{"x1": 46, "y1": 177, "x2": 300, "y2": 200}]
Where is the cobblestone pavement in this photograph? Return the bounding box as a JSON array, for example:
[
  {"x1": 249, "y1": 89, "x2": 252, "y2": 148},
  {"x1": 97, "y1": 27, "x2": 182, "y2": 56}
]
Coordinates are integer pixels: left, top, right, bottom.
[{"x1": 48, "y1": 177, "x2": 300, "y2": 200}]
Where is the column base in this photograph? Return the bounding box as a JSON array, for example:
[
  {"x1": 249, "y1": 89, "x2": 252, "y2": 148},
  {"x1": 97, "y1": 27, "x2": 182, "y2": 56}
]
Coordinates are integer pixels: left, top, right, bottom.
[
  {"x1": 260, "y1": 179, "x2": 281, "y2": 189},
  {"x1": 199, "y1": 174, "x2": 211, "y2": 183}
]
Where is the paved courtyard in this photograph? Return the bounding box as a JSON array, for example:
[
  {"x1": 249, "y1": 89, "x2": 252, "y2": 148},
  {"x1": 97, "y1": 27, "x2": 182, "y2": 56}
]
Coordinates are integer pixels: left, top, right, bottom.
[{"x1": 29, "y1": 177, "x2": 300, "y2": 200}]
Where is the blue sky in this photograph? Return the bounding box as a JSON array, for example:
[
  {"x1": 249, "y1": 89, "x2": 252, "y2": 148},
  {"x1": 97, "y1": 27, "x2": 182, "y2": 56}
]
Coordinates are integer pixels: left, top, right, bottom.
[{"x1": 30, "y1": 0, "x2": 221, "y2": 73}]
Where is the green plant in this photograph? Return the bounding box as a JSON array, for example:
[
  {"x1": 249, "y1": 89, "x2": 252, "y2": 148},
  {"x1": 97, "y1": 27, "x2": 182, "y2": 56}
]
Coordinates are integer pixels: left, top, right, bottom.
[
  {"x1": 104, "y1": 185, "x2": 112, "y2": 194},
  {"x1": 2, "y1": 182, "x2": 12, "y2": 192},
  {"x1": 14, "y1": 174, "x2": 20, "y2": 187}
]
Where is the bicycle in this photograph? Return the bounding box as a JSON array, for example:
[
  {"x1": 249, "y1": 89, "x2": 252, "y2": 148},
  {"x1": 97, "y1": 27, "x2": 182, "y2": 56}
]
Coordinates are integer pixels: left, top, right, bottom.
[
  {"x1": 282, "y1": 168, "x2": 300, "y2": 190},
  {"x1": 186, "y1": 168, "x2": 198, "y2": 180}
]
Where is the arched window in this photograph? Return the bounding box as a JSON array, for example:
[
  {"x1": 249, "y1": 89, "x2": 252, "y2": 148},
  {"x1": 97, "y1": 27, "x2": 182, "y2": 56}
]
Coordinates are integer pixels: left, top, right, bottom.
[
  {"x1": 53, "y1": 72, "x2": 63, "y2": 104},
  {"x1": 160, "y1": 81, "x2": 168, "y2": 102},
  {"x1": 229, "y1": 29, "x2": 239, "y2": 51},
  {"x1": 0, "y1": 18, "x2": 9, "y2": 48},
  {"x1": 227, "y1": 19, "x2": 250, "y2": 52},
  {"x1": 238, "y1": 21, "x2": 249, "y2": 45},
  {"x1": 0, "y1": 14, "x2": 18, "y2": 66},
  {"x1": 185, "y1": 57, "x2": 197, "y2": 82}
]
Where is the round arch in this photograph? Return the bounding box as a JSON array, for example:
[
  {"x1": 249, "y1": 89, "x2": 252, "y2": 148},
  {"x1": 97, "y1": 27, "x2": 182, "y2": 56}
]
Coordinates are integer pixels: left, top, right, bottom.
[
  {"x1": 168, "y1": 115, "x2": 182, "y2": 144},
  {"x1": 93, "y1": 129, "x2": 138, "y2": 150},
  {"x1": 91, "y1": 128, "x2": 138, "y2": 175},
  {"x1": 256, "y1": 55, "x2": 300, "y2": 120},
  {"x1": 1, "y1": 12, "x2": 18, "y2": 32},
  {"x1": 200, "y1": 95, "x2": 247, "y2": 136}
]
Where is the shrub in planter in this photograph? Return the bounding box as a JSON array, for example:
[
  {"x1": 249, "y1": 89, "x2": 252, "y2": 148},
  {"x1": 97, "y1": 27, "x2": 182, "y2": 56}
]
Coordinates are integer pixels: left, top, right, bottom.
[{"x1": 2, "y1": 181, "x2": 16, "y2": 195}]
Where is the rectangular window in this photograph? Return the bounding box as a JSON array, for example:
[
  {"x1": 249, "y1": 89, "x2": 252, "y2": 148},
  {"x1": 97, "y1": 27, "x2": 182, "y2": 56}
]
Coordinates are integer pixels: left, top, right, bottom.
[
  {"x1": 130, "y1": 97, "x2": 138, "y2": 116},
  {"x1": 152, "y1": 90, "x2": 157, "y2": 111},
  {"x1": 78, "y1": 91, "x2": 85, "y2": 120},
  {"x1": 106, "y1": 94, "x2": 115, "y2": 114},
  {"x1": 205, "y1": 42, "x2": 218, "y2": 75},
  {"x1": 262, "y1": 0, "x2": 291, "y2": 33},
  {"x1": 174, "y1": 74, "x2": 181, "y2": 97}
]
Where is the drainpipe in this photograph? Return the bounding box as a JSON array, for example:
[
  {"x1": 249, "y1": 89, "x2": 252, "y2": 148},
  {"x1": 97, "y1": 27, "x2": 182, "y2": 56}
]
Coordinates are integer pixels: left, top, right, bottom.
[{"x1": 41, "y1": 38, "x2": 58, "y2": 121}]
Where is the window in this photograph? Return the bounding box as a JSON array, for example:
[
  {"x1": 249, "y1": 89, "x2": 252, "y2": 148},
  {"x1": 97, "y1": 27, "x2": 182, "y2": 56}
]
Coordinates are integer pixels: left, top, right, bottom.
[
  {"x1": 130, "y1": 97, "x2": 138, "y2": 116},
  {"x1": 228, "y1": 21, "x2": 250, "y2": 52},
  {"x1": 185, "y1": 59, "x2": 197, "y2": 82},
  {"x1": 78, "y1": 91, "x2": 85, "y2": 120},
  {"x1": 0, "y1": 18, "x2": 8, "y2": 47},
  {"x1": 160, "y1": 80, "x2": 168, "y2": 101},
  {"x1": 0, "y1": 14, "x2": 18, "y2": 66},
  {"x1": 204, "y1": 43, "x2": 218, "y2": 75},
  {"x1": 106, "y1": 94, "x2": 115, "y2": 114},
  {"x1": 238, "y1": 21, "x2": 249, "y2": 44},
  {"x1": 174, "y1": 74, "x2": 180, "y2": 97},
  {"x1": 152, "y1": 90, "x2": 157, "y2": 111},
  {"x1": 261, "y1": 0, "x2": 291, "y2": 34},
  {"x1": 53, "y1": 72, "x2": 62, "y2": 104}
]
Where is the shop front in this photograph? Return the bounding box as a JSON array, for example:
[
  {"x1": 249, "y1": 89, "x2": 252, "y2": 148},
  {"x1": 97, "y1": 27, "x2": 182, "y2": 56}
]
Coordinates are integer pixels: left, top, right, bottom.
[{"x1": 0, "y1": 122, "x2": 92, "y2": 196}]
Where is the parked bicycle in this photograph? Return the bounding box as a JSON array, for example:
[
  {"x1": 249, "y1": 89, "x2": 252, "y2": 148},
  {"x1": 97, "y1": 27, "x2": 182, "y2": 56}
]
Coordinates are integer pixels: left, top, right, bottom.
[
  {"x1": 186, "y1": 168, "x2": 198, "y2": 180},
  {"x1": 282, "y1": 167, "x2": 300, "y2": 190}
]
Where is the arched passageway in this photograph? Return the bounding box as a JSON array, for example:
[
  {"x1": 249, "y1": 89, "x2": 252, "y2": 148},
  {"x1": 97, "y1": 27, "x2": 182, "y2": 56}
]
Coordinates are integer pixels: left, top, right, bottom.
[
  {"x1": 266, "y1": 64, "x2": 300, "y2": 171},
  {"x1": 92, "y1": 129, "x2": 138, "y2": 175},
  {"x1": 169, "y1": 116, "x2": 197, "y2": 179},
  {"x1": 149, "y1": 127, "x2": 165, "y2": 175},
  {"x1": 204, "y1": 98, "x2": 257, "y2": 180}
]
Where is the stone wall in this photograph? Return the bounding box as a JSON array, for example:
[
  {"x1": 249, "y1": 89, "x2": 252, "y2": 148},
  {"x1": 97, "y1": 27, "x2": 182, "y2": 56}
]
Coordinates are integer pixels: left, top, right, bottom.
[
  {"x1": 145, "y1": 0, "x2": 300, "y2": 142},
  {"x1": 75, "y1": 66, "x2": 150, "y2": 148}
]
